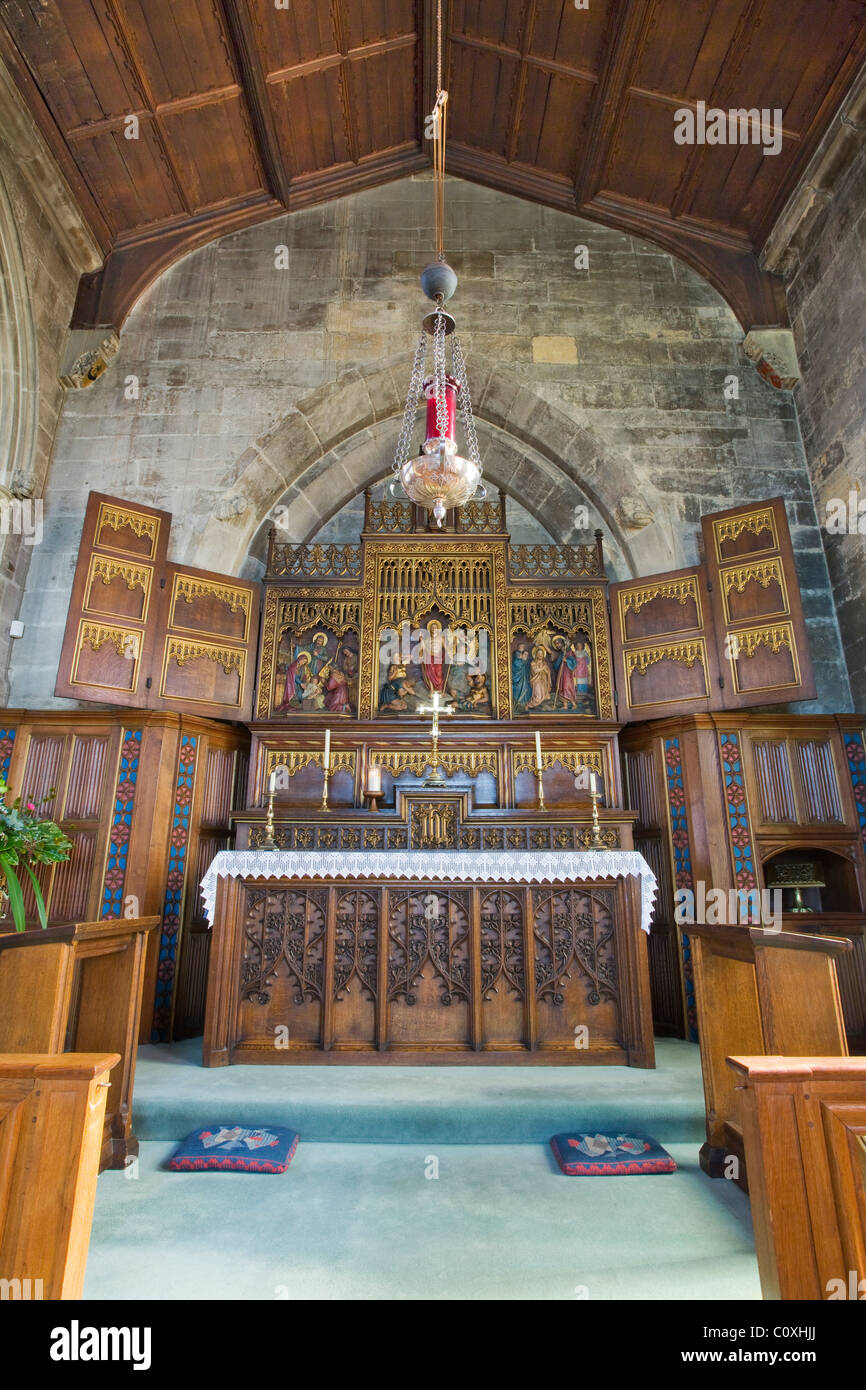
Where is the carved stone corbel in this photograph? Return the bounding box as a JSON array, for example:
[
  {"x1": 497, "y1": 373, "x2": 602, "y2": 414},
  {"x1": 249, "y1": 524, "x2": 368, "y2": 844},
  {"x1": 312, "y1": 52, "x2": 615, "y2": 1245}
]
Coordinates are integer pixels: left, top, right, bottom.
[
  {"x1": 59, "y1": 328, "x2": 120, "y2": 389},
  {"x1": 743, "y1": 328, "x2": 801, "y2": 391}
]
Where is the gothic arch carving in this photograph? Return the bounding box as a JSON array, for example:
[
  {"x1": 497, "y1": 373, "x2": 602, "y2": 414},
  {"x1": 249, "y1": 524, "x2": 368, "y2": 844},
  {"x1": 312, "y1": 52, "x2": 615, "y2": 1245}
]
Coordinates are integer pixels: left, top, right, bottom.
[{"x1": 191, "y1": 357, "x2": 681, "y2": 580}]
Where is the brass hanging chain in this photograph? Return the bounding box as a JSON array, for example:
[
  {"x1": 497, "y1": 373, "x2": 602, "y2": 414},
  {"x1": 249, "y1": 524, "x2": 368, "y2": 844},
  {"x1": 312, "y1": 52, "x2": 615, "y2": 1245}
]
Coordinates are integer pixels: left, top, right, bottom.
[{"x1": 431, "y1": 0, "x2": 448, "y2": 262}]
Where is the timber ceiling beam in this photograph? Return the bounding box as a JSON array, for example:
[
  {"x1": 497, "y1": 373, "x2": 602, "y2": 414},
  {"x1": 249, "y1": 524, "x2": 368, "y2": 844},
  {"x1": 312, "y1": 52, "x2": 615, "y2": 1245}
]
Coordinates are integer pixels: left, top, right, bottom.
[{"x1": 1, "y1": 1, "x2": 864, "y2": 335}]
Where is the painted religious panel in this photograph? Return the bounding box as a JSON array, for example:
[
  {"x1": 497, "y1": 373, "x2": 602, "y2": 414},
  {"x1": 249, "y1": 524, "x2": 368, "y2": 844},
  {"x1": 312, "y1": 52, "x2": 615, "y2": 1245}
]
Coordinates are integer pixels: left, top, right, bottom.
[
  {"x1": 509, "y1": 599, "x2": 599, "y2": 717},
  {"x1": 377, "y1": 615, "x2": 494, "y2": 717},
  {"x1": 276, "y1": 625, "x2": 360, "y2": 716}
]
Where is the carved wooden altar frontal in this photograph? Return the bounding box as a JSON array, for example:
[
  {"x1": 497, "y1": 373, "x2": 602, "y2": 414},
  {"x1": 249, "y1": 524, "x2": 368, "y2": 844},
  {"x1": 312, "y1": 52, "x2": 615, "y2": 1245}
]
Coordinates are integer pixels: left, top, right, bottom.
[{"x1": 203, "y1": 873, "x2": 654, "y2": 1066}]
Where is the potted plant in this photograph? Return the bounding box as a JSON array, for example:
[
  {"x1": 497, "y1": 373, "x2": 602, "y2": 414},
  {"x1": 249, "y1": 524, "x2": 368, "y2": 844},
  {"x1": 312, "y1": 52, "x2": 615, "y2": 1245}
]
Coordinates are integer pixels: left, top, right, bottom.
[{"x1": 0, "y1": 777, "x2": 72, "y2": 931}]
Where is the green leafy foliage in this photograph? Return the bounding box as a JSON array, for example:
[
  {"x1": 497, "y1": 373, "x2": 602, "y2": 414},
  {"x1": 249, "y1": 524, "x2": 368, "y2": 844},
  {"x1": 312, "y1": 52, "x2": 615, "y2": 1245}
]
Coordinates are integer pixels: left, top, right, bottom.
[{"x1": 0, "y1": 779, "x2": 72, "y2": 932}]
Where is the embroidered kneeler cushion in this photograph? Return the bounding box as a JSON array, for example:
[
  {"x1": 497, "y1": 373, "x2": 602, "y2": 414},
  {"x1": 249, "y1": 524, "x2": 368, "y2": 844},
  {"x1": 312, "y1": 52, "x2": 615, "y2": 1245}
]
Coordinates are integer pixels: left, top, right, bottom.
[
  {"x1": 550, "y1": 1132, "x2": 676, "y2": 1176},
  {"x1": 168, "y1": 1124, "x2": 300, "y2": 1173}
]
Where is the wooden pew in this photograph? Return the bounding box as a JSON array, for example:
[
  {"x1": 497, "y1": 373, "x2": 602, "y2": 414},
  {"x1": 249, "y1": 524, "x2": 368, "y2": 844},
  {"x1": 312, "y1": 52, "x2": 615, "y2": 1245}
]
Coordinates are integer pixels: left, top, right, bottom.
[
  {"x1": 0, "y1": 917, "x2": 159, "y2": 1169},
  {"x1": 688, "y1": 925, "x2": 850, "y2": 1185},
  {"x1": 0, "y1": 1053, "x2": 119, "y2": 1300},
  {"x1": 728, "y1": 1056, "x2": 866, "y2": 1301}
]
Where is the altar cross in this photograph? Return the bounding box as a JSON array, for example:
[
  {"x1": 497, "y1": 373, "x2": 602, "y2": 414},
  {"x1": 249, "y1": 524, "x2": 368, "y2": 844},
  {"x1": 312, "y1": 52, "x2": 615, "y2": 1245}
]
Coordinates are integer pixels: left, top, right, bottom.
[{"x1": 418, "y1": 689, "x2": 455, "y2": 781}]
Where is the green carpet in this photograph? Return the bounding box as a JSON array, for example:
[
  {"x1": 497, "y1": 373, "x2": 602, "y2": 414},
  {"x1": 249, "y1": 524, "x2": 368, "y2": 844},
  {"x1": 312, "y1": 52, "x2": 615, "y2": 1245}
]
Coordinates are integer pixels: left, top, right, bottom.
[
  {"x1": 132, "y1": 1036, "x2": 706, "y2": 1143},
  {"x1": 85, "y1": 1139, "x2": 760, "y2": 1301}
]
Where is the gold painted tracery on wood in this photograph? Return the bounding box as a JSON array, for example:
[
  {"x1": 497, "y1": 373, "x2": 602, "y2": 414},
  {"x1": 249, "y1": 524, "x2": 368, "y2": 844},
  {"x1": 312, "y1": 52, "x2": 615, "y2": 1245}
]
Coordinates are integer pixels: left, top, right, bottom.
[
  {"x1": 733, "y1": 624, "x2": 794, "y2": 659},
  {"x1": 626, "y1": 641, "x2": 706, "y2": 677},
  {"x1": 174, "y1": 576, "x2": 251, "y2": 613},
  {"x1": 89, "y1": 556, "x2": 151, "y2": 592},
  {"x1": 722, "y1": 559, "x2": 784, "y2": 594},
  {"x1": 713, "y1": 507, "x2": 777, "y2": 554},
  {"x1": 512, "y1": 749, "x2": 603, "y2": 776},
  {"x1": 265, "y1": 749, "x2": 356, "y2": 777},
  {"x1": 97, "y1": 503, "x2": 159, "y2": 545},
  {"x1": 167, "y1": 639, "x2": 244, "y2": 675},
  {"x1": 620, "y1": 578, "x2": 697, "y2": 615},
  {"x1": 79, "y1": 622, "x2": 139, "y2": 658},
  {"x1": 373, "y1": 749, "x2": 498, "y2": 778}
]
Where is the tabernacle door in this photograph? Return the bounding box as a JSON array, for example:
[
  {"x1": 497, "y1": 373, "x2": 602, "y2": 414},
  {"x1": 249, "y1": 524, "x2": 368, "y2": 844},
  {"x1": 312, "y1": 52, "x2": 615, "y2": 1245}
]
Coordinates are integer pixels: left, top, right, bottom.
[
  {"x1": 701, "y1": 498, "x2": 816, "y2": 708},
  {"x1": 609, "y1": 566, "x2": 722, "y2": 723}
]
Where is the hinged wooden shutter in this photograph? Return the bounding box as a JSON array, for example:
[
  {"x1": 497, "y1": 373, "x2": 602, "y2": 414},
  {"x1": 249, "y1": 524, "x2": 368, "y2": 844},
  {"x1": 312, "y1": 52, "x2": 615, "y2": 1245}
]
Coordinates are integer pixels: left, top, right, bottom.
[
  {"x1": 55, "y1": 493, "x2": 170, "y2": 707},
  {"x1": 56, "y1": 494, "x2": 260, "y2": 721},
  {"x1": 702, "y1": 497, "x2": 816, "y2": 708},
  {"x1": 609, "y1": 565, "x2": 721, "y2": 722},
  {"x1": 153, "y1": 563, "x2": 259, "y2": 719}
]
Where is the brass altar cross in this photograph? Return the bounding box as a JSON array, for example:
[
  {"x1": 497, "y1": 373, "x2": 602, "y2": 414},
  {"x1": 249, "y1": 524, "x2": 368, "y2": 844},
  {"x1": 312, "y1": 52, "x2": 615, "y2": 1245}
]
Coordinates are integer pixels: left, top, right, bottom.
[{"x1": 418, "y1": 689, "x2": 455, "y2": 783}]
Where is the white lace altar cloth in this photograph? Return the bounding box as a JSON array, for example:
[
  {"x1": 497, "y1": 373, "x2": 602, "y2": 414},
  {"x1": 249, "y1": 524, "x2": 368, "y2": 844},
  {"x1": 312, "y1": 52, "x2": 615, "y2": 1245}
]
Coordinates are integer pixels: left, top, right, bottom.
[{"x1": 200, "y1": 850, "x2": 657, "y2": 934}]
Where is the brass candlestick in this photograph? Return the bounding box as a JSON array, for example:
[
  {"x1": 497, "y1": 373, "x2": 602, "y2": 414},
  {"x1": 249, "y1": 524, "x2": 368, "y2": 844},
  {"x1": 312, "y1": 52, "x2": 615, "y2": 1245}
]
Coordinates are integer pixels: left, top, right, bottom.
[
  {"x1": 320, "y1": 765, "x2": 331, "y2": 813},
  {"x1": 262, "y1": 786, "x2": 277, "y2": 851},
  {"x1": 589, "y1": 785, "x2": 607, "y2": 850},
  {"x1": 536, "y1": 762, "x2": 546, "y2": 812}
]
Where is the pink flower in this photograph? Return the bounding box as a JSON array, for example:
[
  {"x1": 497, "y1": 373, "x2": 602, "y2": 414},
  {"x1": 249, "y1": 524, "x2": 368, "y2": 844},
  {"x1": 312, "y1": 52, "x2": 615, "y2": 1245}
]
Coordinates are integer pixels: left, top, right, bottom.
[{"x1": 25, "y1": 802, "x2": 35, "y2": 812}]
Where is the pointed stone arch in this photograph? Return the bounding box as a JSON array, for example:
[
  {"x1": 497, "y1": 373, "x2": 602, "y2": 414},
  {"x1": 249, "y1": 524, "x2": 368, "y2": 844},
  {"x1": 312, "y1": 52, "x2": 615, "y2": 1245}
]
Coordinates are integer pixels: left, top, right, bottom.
[{"x1": 191, "y1": 355, "x2": 680, "y2": 579}]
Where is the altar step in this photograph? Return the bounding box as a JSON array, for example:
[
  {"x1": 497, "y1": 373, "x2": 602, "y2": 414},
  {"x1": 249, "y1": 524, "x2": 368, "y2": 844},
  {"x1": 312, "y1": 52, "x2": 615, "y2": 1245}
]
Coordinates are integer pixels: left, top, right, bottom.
[
  {"x1": 85, "y1": 1137, "x2": 760, "y2": 1300},
  {"x1": 132, "y1": 1036, "x2": 706, "y2": 1145}
]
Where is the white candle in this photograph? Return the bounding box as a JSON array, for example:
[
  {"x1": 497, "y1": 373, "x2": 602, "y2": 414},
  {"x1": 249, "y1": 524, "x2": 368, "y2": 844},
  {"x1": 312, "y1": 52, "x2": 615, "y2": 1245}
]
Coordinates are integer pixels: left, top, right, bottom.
[
  {"x1": 367, "y1": 763, "x2": 382, "y2": 794},
  {"x1": 324, "y1": 728, "x2": 331, "y2": 772},
  {"x1": 534, "y1": 730, "x2": 542, "y2": 771},
  {"x1": 590, "y1": 772, "x2": 598, "y2": 795},
  {"x1": 268, "y1": 769, "x2": 276, "y2": 793}
]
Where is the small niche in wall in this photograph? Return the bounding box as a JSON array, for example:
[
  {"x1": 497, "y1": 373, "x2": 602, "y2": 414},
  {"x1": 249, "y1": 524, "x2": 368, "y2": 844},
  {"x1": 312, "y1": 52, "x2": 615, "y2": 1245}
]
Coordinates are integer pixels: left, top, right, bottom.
[{"x1": 763, "y1": 848, "x2": 862, "y2": 916}]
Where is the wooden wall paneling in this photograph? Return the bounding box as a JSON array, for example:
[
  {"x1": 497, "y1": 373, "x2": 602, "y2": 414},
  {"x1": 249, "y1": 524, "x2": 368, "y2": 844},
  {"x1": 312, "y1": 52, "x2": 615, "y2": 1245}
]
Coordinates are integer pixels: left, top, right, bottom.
[
  {"x1": 126, "y1": 719, "x2": 184, "y2": 1041},
  {"x1": 0, "y1": 1054, "x2": 119, "y2": 1300},
  {"x1": 622, "y1": 732, "x2": 685, "y2": 1037},
  {"x1": 169, "y1": 726, "x2": 250, "y2": 1041},
  {"x1": 728, "y1": 1057, "x2": 866, "y2": 1302},
  {"x1": 702, "y1": 497, "x2": 816, "y2": 707},
  {"x1": 51, "y1": 732, "x2": 117, "y2": 922}
]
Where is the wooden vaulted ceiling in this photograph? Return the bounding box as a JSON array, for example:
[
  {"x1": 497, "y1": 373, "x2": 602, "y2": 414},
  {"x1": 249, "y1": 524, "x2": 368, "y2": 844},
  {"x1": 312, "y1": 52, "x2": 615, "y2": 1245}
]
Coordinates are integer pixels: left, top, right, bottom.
[{"x1": 2, "y1": 0, "x2": 865, "y2": 332}]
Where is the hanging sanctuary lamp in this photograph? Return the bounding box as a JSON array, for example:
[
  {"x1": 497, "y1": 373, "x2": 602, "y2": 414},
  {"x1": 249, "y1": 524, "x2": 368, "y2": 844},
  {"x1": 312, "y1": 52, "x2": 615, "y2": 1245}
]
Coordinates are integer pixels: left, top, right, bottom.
[{"x1": 389, "y1": 2, "x2": 485, "y2": 527}]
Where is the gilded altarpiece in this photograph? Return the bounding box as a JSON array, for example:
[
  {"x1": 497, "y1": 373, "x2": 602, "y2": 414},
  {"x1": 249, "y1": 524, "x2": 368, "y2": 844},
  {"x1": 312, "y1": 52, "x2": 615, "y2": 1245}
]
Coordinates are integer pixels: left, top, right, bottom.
[{"x1": 256, "y1": 508, "x2": 613, "y2": 725}]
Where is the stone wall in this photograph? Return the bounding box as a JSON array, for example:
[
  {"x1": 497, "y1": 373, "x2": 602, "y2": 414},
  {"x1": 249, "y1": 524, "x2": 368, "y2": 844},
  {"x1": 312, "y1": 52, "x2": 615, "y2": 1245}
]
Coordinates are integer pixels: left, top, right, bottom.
[
  {"x1": 0, "y1": 59, "x2": 100, "y2": 703},
  {"x1": 785, "y1": 136, "x2": 866, "y2": 709},
  {"x1": 7, "y1": 174, "x2": 851, "y2": 713}
]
